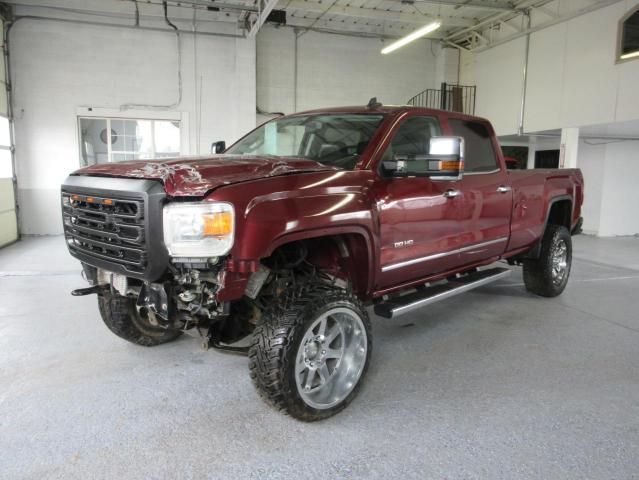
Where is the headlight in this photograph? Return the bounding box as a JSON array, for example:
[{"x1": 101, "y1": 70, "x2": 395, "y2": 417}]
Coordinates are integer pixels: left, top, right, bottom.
[{"x1": 163, "y1": 202, "x2": 234, "y2": 257}]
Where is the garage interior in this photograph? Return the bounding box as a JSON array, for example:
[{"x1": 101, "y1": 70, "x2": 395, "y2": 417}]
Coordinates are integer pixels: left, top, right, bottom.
[{"x1": 1, "y1": 0, "x2": 638, "y2": 478}]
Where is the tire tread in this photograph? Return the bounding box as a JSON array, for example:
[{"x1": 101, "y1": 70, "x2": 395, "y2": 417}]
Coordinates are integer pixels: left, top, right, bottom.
[
  {"x1": 248, "y1": 286, "x2": 371, "y2": 421},
  {"x1": 523, "y1": 224, "x2": 572, "y2": 297}
]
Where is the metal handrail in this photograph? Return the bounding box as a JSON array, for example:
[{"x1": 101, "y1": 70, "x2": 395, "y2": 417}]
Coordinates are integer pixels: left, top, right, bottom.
[{"x1": 407, "y1": 83, "x2": 476, "y2": 115}]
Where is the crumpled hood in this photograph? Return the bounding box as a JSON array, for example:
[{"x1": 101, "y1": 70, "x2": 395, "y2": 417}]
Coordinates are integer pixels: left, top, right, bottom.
[{"x1": 73, "y1": 155, "x2": 336, "y2": 197}]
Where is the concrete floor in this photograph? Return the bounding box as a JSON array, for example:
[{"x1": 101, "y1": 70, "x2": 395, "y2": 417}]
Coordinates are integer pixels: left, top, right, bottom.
[{"x1": 1, "y1": 235, "x2": 638, "y2": 479}]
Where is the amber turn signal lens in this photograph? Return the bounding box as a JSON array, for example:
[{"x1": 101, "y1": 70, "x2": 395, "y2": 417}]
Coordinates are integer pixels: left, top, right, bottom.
[
  {"x1": 103, "y1": 199, "x2": 113, "y2": 205},
  {"x1": 203, "y1": 211, "x2": 233, "y2": 236},
  {"x1": 440, "y1": 160, "x2": 463, "y2": 171}
]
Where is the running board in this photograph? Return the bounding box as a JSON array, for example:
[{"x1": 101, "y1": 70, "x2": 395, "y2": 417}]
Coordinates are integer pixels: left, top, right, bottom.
[{"x1": 374, "y1": 267, "x2": 511, "y2": 319}]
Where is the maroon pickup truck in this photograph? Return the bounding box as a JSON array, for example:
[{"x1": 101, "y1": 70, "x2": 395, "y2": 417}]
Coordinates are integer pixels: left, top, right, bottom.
[{"x1": 62, "y1": 103, "x2": 584, "y2": 421}]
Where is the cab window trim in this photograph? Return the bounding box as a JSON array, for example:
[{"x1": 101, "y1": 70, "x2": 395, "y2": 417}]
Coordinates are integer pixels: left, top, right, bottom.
[{"x1": 448, "y1": 118, "x2": 500, "y2": 174}]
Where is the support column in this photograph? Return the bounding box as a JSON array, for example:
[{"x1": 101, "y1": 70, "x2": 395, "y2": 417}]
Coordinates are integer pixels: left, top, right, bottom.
[
  {"x1": 526, "y1": 138, "x2": 536, "y2": 169},
  {"x1": 559, "y1": 127, "x2": 579, "y2": 168}
]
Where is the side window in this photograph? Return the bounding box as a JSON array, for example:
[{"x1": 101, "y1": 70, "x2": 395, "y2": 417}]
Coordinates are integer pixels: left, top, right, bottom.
[
  {"x1": 448, "y1": 119, "x2": 498, "y2": 173},
  {"x1": 618, "y1": 7, "x2": 639, "y2": 62},
  {"x1": 381, "y1": 116, "x2": 440, "y2": 175}
]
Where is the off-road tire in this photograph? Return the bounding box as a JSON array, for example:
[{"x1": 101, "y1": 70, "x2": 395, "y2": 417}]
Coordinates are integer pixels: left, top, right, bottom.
[
  {"x1": 248, "y1": 288, "x2": 372, "y2": 422},
  {"x1": 97, "y1": 291, "x2": 183, "y2": 346},
  {"x1": 523, "y1": 224, "x2": 572, "y2": 297}
]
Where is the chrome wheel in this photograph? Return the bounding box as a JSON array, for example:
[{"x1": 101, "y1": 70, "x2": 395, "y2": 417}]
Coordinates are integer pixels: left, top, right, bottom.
[
  {"x1": 551, "y1": 238, "x2": 568, "y2": 286},
  {"x1": 295, "y1": 307, "x2": 368, "y2": 410}
]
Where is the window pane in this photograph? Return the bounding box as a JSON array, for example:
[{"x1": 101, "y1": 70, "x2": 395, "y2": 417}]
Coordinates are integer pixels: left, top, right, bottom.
[
  {"x1": 79, "y1": 118, "x2": 109, "y2": 166},
  {"x1": 154, "y1": 120, "x2": 180, "y2": 156},
  {"x1": 622, "y1": 11, "x2": 639, "y2": 55},
  {"x1": 0, "y1": 148, "x2": 12, "y2": 178},
  {"x1": 112, "y1": 120, "x2": 153, "y2": 161},
  {"x1": 136, "y1": 120, "x2": 154, "y2": 156},
  {"x1": 391, "y1": 116, "x2": 440, "y2": 156},
  {"x1": 226, "y1": 114, "x2": 383, "y2": 170},
  {"x1": 449, "y1": 119, "x2": 498, "y2": 173},
  {"x1": 0, "y1": 117, "x2": 10, "y2": 147},
  {"x1": 383, "y1": 116, "x2": 441, "y2": 175},
  {"x1": 79, "y1": 117, "x2": 181, "y2": 164}
]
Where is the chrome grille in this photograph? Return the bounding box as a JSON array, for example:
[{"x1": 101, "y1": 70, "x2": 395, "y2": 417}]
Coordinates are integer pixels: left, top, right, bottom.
[{"x1": 62, "y1": 192, "x2": 147, "y2": 273}]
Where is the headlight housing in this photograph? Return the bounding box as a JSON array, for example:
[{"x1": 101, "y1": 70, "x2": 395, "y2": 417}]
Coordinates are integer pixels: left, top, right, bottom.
[{"x1": 163, "y1": 202, "x2": 235, "y2": 257}]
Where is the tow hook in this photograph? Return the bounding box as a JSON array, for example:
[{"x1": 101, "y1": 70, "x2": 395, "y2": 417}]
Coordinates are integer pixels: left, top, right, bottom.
[{"x1": 71, "y1": 285, "x2": 107, "y2": 296}]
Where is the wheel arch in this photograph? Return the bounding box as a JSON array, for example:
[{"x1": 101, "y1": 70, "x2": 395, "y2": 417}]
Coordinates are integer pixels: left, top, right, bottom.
[
  {"x1": 520, "y1": 195, "x2": 573, "y2": 260},
  {"x1": 546, "y1": 196, "x2": 573, "y2": 230},
  {"x1": 264, "y1": 227, "x2": 376, "y2": 299}
]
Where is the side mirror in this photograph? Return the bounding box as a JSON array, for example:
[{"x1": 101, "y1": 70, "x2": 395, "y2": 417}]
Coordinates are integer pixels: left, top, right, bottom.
[
  {"x1": 426, "y1": 136, "x2": 464, "y2": 181},
  {"x1": 211, "y1": 140, "x2": 226, "y2": 154},
  {"x1": 382, "y1": 136, "x2": 464, "y2": 180}
]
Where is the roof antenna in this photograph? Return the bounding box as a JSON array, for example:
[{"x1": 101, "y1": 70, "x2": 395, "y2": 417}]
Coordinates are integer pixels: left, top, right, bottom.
[{"x1": 367, "y1": 97, "x2": 382, "y2": 108}]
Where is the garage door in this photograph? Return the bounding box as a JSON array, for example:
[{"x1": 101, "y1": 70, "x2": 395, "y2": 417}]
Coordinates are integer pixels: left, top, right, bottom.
[{"x1": 0, "y1": 18, "x2": 17, "y2": 248}]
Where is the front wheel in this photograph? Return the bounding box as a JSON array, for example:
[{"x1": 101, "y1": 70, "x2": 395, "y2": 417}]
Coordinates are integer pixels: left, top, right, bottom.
[
  {"x1": 98, "y1": 292, "x2": 183, "y2": 346},
  {"x1": 523, "y1": 224, "x2": 572, "y2": 297},
  {"x1": 248, "y1": 288, "x2": 372, "y2": 421}
]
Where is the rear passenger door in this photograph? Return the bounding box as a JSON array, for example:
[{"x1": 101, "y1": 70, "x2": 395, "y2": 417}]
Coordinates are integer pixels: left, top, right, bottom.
[{"x1": 448, "y1": 118, "x2": 513, "y2": 265}]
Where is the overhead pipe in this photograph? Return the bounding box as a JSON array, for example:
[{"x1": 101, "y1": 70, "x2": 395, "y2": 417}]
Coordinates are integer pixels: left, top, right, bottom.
[
  {"x1": 517, "y1": 10, "x2": 531, "y2": 136},
  {"x1": 8, "y1": 14, "x2": 245, "y2": 40},
  {"x1": 119, "y1": 1, "x2": 185, "y2": 111}
]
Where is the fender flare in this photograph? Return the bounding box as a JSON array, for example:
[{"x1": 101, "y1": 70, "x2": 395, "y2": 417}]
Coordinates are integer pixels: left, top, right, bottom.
[
  {"x1": 521, "y1": 194, "x2": 573, "y2": 260},
  {"x1": 264, "y1": 225, "x2": 377, "y2": 295}
]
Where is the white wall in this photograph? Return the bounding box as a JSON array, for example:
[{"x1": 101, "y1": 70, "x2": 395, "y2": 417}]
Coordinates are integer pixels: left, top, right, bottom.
[
  {"x1": 458, "y1": 48, "x2": 475, "y2": 86},
  {"x1": 256, "y1": 26, "x2": 457, "y2": 119},
  {"x1": 461, "y1": 0, "x2": 639, "y2": 236},
  {"x1": 474, "y1": 37, "x2": 526, "y2": 135},
  {"x1": 11, "y1": 17, "x2": 255, "y2": 235},
  {"x1": 598, "y1": 140, "x2": 639, "y2": 236},
  {"x1": 577, "y1": 140, "x2": 606, "y2": 235},
  {"x1": 463, "y1": 0, "x2": 639, "y2": 136}
]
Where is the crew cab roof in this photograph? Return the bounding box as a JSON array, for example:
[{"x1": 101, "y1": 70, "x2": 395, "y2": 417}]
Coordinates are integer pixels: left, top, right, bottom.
[{"x1": 290, "y1": 105, "x2": 489, "y2": 123}]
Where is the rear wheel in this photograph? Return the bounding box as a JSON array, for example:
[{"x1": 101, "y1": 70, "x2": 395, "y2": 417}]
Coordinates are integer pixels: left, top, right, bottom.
[
  {"x1": 523, "y1": 224, "x2": 572, "y2": 297},
  {"x1": 249, "y1": 288, "x2": 372, "y2": 421},
  {"x1": 98, "y1": 292, "x2": 183, "y2": 346}
]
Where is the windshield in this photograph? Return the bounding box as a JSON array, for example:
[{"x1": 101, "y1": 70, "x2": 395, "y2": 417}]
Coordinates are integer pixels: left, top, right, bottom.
[{"x1": 226, "y1": 114, "x2": 385, "y2": 170}]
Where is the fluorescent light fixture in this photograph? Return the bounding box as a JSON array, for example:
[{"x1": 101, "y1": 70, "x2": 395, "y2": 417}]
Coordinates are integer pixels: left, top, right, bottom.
[
  {"x1": 620, "y1": 50, "x2": 639, "y2": 60},
  {"x1": 381, "y1": 21, "x2": 442, "y2": 55}
]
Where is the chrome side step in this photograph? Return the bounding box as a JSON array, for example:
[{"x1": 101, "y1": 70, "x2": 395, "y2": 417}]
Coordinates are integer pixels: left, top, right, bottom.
[{"x1": 374, "y1": 267, "x2": 511, "y2": 319}]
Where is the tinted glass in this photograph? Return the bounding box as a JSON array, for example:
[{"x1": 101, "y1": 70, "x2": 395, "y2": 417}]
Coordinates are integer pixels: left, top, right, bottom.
[
  {"x1": 622, "y1": 11, "x2": 639, "y2": 55},
  {"x1": 391, "y1": 116, "x2": 440, "y2": 156},
  {"x1": 380, "y1": 116, "x2": 440, "y2": 176},
  {"x1": 449, "y1": 119, "x2": 498, "y2": 173},
  {"x1": 226, "y1": 114, "x2": 385, "y2": 170}
]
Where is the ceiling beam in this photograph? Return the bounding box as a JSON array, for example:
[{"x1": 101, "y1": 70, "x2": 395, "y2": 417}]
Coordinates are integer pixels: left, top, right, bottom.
[
  {"x1": 411, "y1": 0, "x2": 516, "y2": 12},
  {"x1": 248, "y1": 0, "x2": 278, "y2": 37},
  {"x1": 285, "y1": 0, "x2": 475, "y2": 27},
  {"x1": 468, "y1": 0, "x2": 622, "y2": 51},
  {"x1": 444, "y1": 0, "x2": 543, "y2": 40}
]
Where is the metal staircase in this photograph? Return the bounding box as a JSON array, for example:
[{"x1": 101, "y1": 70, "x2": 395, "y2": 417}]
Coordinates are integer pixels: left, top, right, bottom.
[{"x1": 407, "y1": 82, "x2": 476, "y2": 115}]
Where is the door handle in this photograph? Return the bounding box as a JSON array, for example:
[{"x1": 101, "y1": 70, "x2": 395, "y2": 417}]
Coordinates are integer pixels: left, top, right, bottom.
[
  {"x1": 443, "y1": 189, "x2": 461, "y2": 199},
  {"x1": 496, "y1": 185, "x2": 512, "y2": 194}
]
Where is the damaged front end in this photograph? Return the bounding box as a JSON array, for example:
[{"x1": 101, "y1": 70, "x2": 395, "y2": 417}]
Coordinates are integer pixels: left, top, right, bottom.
[
  {"x1": 78, "y1": 259, "x2": 244, "y2": 351},
  {"x1": 62, "y1": 175, "x2": 249, "y2": 352}
]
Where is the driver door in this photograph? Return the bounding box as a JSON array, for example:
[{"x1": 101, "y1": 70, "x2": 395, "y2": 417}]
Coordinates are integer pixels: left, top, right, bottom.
[{"x1": 373, "y1": 114, "x2": 468, "y2": 290}]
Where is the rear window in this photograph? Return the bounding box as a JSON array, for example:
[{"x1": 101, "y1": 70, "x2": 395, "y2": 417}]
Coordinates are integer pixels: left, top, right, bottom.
[{"x1": 449, "y1": 119, "x2": 498, "y2": 173}]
